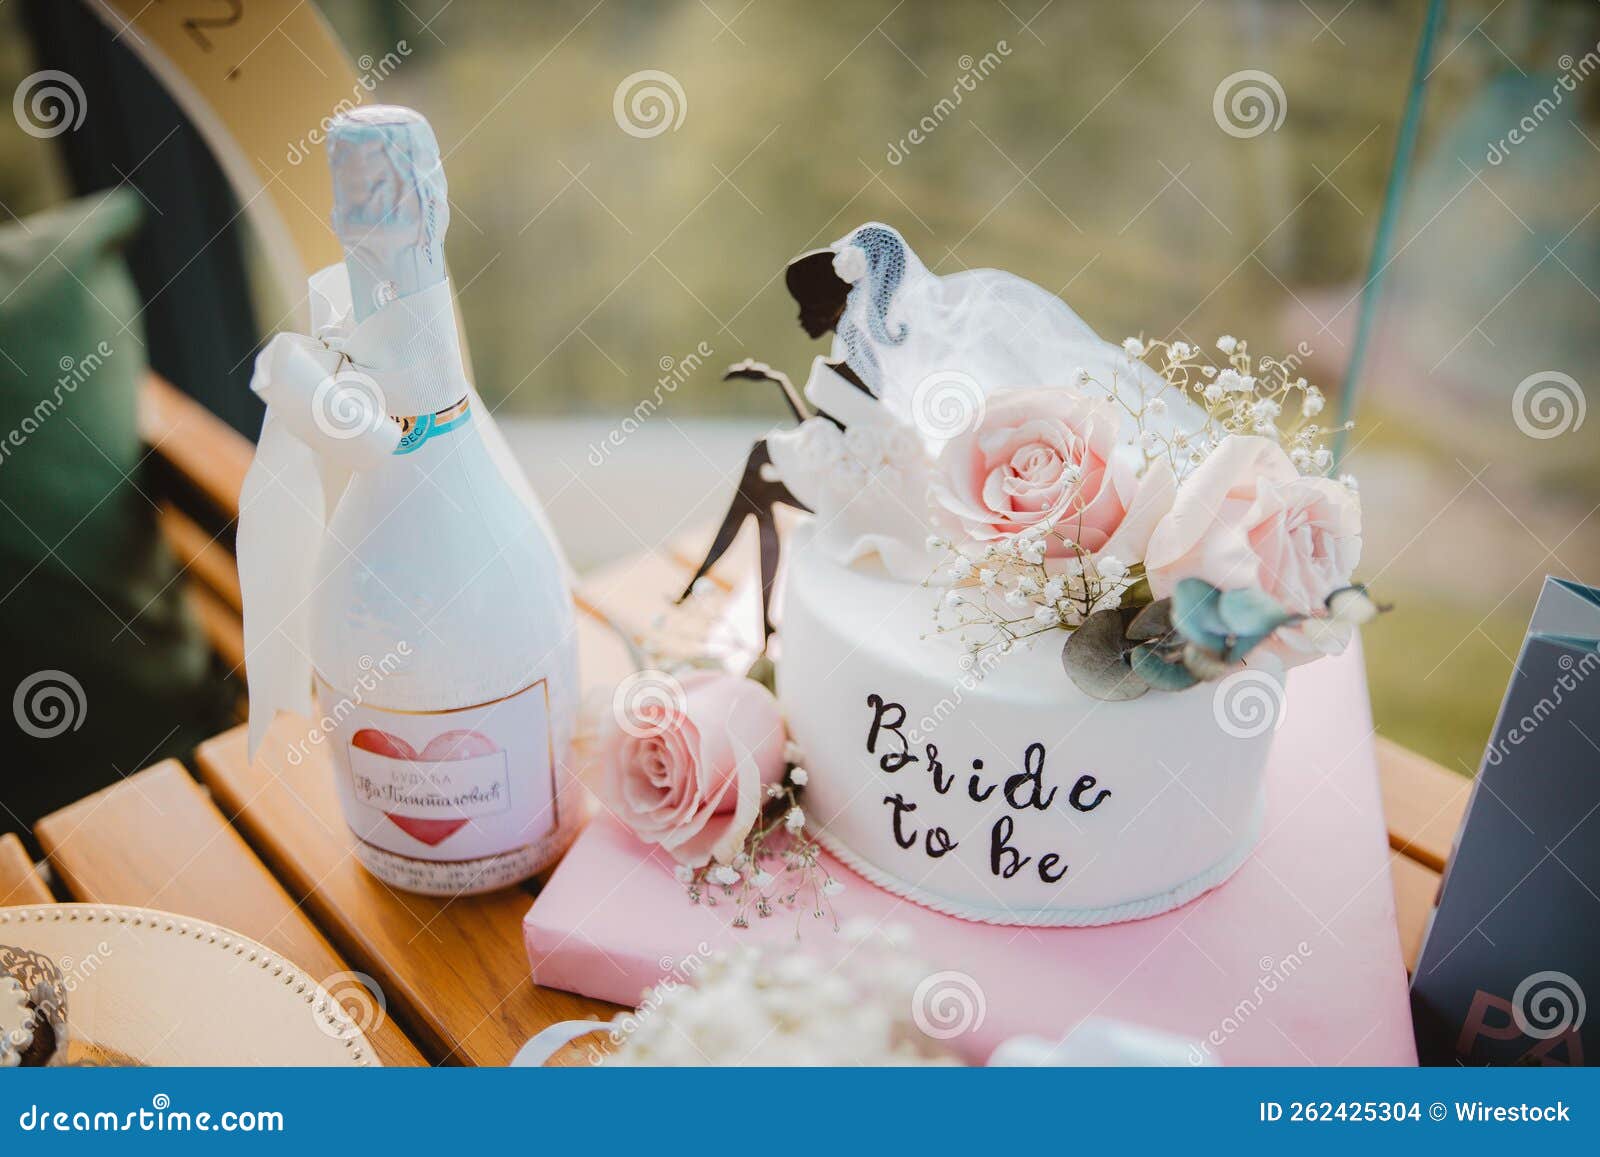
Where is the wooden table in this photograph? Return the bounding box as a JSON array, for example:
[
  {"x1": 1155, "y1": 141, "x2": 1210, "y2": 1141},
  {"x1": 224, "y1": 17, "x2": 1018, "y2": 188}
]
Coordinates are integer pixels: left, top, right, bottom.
[{"x1": 0, "y1": 377, "x2": 1474, "y2": 1065}]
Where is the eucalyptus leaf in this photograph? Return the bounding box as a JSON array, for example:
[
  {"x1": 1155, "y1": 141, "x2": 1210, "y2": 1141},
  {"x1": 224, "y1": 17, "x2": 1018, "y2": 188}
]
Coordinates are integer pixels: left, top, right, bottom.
[
  {"x1": 1179, "y1": 642, "x2": 1238, "y2": 682},
  {"x1": 1170, "y1": 578, "x2": 1231, "y2": 655},
  {"x1": 1120, "y1": 573, "x2": 1153, "y2": 609},
  {"x1": 1126, "y1": 597, "x2": 1173, "y2": 641},
  {"x1": 745, "y1": 653, "x2": 777, "y2": 693},
  {"x1": 1217, "y1": 587, "x2": 1292, "y2": 634},
  {"x1": 1129, "y1": 642, "x2": 1199, "y2": 691},
  {"x1": 1215, "y1": 587, "x2": 1295, "y2": 660},
  {"x1": 1062, "y1": 608, "x2": 1149, "y2": 701}
]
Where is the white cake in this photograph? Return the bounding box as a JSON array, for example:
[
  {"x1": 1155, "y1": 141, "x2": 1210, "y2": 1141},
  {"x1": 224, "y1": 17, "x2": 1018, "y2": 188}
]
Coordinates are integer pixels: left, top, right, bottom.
[
  {"x1": 674, "y1": 221, "x2": 1367, "y2": 929},
  {"x1": 779, "y1": 523, "x2": 1279, "y2": 926}
]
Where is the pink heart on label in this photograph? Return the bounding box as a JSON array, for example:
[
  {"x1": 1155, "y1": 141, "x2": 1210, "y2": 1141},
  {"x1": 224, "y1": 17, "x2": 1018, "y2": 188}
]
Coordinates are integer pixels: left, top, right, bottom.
[{"x1": 350, "y1": 728, "x2": 498, "y2": 846}]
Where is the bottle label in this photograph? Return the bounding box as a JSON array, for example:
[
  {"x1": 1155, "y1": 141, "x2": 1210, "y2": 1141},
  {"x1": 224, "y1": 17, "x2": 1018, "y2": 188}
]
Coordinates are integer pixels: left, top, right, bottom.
[
  {"x1": 394, "y1": 396, "x2": 470, "y2": 455},
  {"x1": 317, "y1": 674, "x2": 558, "y2": 865}
]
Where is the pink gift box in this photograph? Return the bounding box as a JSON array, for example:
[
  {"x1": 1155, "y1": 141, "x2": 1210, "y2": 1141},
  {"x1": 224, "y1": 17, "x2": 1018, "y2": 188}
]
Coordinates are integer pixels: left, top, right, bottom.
[{"x1": 524, "y1": 639, "x2": 1417, "y2": 1065}]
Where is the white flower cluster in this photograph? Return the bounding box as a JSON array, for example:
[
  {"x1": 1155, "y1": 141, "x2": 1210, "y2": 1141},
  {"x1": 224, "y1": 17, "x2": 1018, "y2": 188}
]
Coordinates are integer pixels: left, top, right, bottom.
[
  {"x1": 1114, "y1": 335, "x2": 1348, "y2": 480},
  {"x1": 925, "y1": 524, "x2": 1139, "y2": 661},
  {"x1": 604, "y1": 922, "x2": 960, "y2": 1066},
  {"x1": 784, "y1": 415, "x2": 922, "y2": 502},
  {"x1": 677, "y1": 740, "x2": 843, "y2": 931}
]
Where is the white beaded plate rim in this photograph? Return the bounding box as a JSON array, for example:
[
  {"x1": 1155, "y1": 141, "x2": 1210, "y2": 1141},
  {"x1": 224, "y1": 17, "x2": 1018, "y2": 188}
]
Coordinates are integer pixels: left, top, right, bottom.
[{"x1": 0, "y1": 903, "x2": 379, "y2": 1066}]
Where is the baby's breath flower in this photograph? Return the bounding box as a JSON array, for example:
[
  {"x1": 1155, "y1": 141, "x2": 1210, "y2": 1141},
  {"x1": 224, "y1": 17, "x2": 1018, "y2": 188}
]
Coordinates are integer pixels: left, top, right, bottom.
[
  {"x1": 1250, "y1": 398, "x2": 1281, "y2": 423},
  {"x1": 784, "y1": 807, "x2": 806, "y2": 833},
  {"x1": 1122, "y1": 337, "x2": 1145, "y2": 356},
  {"x1": 1216, "y1": 334, "x2": 1238, "y2": 354},
  {"x1": 790, "y1": 767, "x2": 809, "y2": 786},
  {"x1": 1091, "y1": 589, "x2": 1125, "y2": 612}
]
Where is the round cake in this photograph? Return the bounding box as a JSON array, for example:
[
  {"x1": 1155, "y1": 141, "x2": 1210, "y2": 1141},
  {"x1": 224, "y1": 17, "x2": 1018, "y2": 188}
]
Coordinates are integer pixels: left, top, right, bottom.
[
  {"x1": 671, "y1": 221, "x2": 1368, "y2": 930},
  {"x1": 779, "y1": 523, "x2": 1281, "y2": 926}
]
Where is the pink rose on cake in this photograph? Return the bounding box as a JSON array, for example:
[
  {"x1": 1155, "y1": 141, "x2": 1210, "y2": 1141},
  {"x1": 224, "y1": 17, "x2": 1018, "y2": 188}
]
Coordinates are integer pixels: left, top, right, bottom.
[
  {"x1": 933, "y1": 388, "x2": 1174, "y2": 563},
  {"x1": 602, "y1": 671, "x2": 787, "y2": 867},
  {"x1": 1145, "y1": 436, "x2": 1362, "y2": 664}
]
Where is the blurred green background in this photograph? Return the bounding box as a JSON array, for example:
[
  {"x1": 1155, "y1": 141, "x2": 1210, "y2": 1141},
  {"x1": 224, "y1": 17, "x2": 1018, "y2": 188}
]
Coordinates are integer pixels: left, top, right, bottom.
[{"x1": 4, "y1": 0, "x2": 1598, "y2": 776}]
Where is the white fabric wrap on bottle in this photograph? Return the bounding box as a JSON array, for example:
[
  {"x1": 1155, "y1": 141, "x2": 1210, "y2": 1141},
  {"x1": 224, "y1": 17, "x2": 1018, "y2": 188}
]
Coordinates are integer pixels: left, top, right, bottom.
[{"x1": 238, "y1": 265, "x2": 465, "y2": 759}]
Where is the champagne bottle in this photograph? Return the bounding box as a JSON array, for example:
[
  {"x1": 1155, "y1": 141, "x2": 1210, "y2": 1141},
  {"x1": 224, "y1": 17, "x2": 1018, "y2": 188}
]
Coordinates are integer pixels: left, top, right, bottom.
[{"x1": 309, "y1": 106, "x2": 579, "y2": 895}]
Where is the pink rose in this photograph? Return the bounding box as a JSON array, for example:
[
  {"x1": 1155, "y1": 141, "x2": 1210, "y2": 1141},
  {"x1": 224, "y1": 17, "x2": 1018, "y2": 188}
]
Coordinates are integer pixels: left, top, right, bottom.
[
  {"x1": 933, "y1": 389, "x2": 1174, "y2": 561},
  {"x1": 603, "y1": 671, "x2": 787, "y2": 867},
  {"x1": 1145, "y1": 436, "x2": 1362, "y2": 663}
]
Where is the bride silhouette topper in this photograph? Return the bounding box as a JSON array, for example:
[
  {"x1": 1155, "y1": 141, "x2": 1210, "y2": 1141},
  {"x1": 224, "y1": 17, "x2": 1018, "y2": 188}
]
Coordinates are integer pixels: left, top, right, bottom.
[{"x1": 675, "y1": 227, "x2": 902, "y2": 641}]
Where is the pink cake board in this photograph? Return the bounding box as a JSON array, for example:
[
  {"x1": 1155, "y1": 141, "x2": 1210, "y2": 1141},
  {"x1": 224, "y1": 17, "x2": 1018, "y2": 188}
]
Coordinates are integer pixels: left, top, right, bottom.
[{"x1": 524, "y1": 638, "x2": 1418, "y2": 1065}]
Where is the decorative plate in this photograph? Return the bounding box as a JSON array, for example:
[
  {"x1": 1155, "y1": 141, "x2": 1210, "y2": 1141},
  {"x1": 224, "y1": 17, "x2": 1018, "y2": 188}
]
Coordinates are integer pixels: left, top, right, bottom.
[{"x1": 0, "y1": 904, "x2": 379, "y2": 1066}]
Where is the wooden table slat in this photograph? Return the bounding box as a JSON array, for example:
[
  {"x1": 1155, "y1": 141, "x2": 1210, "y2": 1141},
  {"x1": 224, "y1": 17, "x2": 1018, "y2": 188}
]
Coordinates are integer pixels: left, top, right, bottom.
[
  {"x1": 1389, "y1": 851, "x2": 1441, "y2": 975},
  {"x1": 33, "y1": 761, "x2": 424, "y2": 1067},
  {"x1": 0, "y1": 832, "x2": 52, "y2": 906},
  {"x1": 193, "y1": 721, "x2": 618, "y2": 1067},
  {"x1": 184, "y1": 584, "x2": 247, "y2": 675},
  {"x1": 578, "y1": 547, "x2": 705, "y2": 634},
  {"x1": 1375, "y1": 737, "x2": 1472, "y2": 873},
  {"x1": 159, "y1": 505, "x2": 243, "y2": 612},
  {"x1": 139, "y1": 372, "x2": 251, "y2": 518}
]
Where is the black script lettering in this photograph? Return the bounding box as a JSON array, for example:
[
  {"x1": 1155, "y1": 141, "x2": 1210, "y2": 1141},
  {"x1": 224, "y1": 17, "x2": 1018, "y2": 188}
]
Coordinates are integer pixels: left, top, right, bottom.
[
  {"x1": 1038, "y1": 852, "x2": 1069, "y2": 883},
  {"x1": 1004, "y1": 743, "x2": 1057, "y2": 811},
  {"x1": 926, "y1": 744, "x2": 954, "y2": 794},
  {"x1": 1068, "y1": 774, "x2": 1111, "y2": 812},
  {"x1": 968, "y1": 759, "x2": 996, "y2": 802},
  {"x1": 926, "y1": 828, "x2": 960, "y2": 858},
  {"x1": 883, "y1": 793, "x2": 918, "y2": 849},
  {"x1": 866, "y1": 694, "x2": 919, "y2": 772},
  {"x1": 990, "y1": 814, "x2": 1032, "y2": 878}
]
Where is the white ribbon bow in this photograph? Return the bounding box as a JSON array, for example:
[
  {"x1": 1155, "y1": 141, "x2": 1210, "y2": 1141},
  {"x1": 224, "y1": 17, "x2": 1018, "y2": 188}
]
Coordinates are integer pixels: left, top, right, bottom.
[
  {"x1": 237, "y1": 264, "x2": 574, "y2": 761},
  {"x1": 239, "y1": 266, "x2": 415, "y2": 759}
]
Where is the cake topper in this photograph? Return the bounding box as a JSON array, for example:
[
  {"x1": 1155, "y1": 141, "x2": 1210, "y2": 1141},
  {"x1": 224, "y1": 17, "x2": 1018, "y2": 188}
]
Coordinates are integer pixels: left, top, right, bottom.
[{"x1": 675, "y1": 237, "x2": 888, "y2": 642}]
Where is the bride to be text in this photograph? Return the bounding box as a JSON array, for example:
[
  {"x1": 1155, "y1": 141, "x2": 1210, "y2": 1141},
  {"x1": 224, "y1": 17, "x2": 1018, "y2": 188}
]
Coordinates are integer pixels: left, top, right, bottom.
[{"x1": 864, "y1": 693, "x2": 1112, "y2": 884}]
